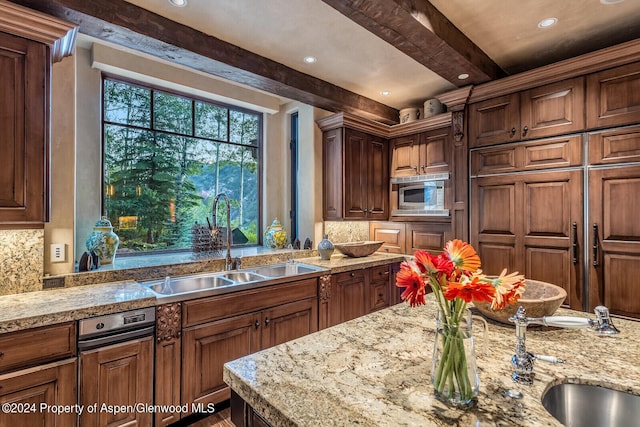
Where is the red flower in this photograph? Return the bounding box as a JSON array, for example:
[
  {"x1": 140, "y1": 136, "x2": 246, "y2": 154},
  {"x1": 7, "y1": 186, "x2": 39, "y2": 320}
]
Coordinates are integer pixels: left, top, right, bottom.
[
  {"x1": 415, "y1": 250, "x2": 454, "y2": 277},
  {"x1": 443, "y1": 276, "x2": 495, "y2": 303},
  {"x1": 396, "y1": 262, "x2": 427, "y2": 307}
]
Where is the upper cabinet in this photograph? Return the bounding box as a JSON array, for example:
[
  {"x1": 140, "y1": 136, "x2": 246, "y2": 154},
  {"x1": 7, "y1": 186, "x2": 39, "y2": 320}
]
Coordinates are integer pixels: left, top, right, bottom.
[
  {"x1": 322, "y1": 127, "x2": 389, "y2": 220},
  {"x1": 469, "y1": 77, "x2": 585, "y2": 148},
  {"x1": 0, "y1": 3, "x2": 76, "y2": 229},
  {"x1": 390, "y1": 127, "x2": 449, "y2": 177},
  {"x1": 586, "y1": 62, "x2": 640, "y2": 129}
]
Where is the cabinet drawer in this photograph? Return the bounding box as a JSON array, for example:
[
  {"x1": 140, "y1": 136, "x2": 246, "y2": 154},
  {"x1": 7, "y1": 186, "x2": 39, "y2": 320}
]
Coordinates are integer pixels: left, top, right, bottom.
[
  {"x1": 333, "y1": 269, "x2": 366, "y2": 285},
  {"x1": 370, "y1": 222, "x2": 406, "y2": 254},
  {"x1": 182, "y1": 278, "x2": 318, "y2": 327},
  {"x1": 589, "y1": 125, "x2": 640, "y2": 165},
  {"x1": 0, "y1": 322, "x2": 76, "y2": 373},
  {"x1": 370, "y1": 265, "x2": 391, "y2": 283}
]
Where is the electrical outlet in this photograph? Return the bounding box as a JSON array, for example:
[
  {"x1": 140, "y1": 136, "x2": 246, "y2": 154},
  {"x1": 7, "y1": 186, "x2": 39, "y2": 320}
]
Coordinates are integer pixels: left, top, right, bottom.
[{"x1": 51, "y1": 243, "x2": 66, "y2": 263}]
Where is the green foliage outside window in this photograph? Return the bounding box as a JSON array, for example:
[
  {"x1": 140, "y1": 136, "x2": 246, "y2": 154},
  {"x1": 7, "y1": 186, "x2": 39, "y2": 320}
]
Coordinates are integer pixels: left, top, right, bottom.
[{"x1": 103, "y1": 78, "x2": 260, "y2": 253}]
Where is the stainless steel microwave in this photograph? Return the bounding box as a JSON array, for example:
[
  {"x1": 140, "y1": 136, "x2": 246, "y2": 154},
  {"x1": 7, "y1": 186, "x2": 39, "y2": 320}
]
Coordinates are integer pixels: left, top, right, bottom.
[{"x1": 391, "y1": 173, "x2": 449, "y2": 216}]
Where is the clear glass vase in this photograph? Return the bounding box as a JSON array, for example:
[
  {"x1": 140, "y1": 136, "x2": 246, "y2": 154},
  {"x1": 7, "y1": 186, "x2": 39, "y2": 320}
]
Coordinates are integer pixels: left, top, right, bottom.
[{"x1": 431, "y1": 307, "x2": 480, "y2": 407}]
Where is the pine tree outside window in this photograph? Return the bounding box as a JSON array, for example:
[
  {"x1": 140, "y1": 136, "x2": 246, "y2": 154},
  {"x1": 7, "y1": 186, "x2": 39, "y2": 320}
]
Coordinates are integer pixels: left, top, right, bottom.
[{"x1": 102, "y1": 77, "x2": 261, "y2": 254}]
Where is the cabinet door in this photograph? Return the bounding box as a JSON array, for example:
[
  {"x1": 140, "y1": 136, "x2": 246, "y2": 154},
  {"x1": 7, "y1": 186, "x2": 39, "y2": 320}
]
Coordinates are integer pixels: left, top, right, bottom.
[
  {"x1": 182, "y1": 312, "x2": 259, "y2": 409},
  {"x1": 589, "y1": 165, "x2": 640, "y2": 318},
  {"x1": 369, "y1": 265, "x2": 391, "y2": 312},
  {"x1": 0, "y1": 359, "x2": 76, "y2": 427},
  {"x1": 390, "y1": 135, "x2": 420, "y2": 177},
  {"x1": 418, "y1": 128, "x2": 449, "y2": 175},
  {"x1": 406, "y1": 222, "x2": 453, "y2": 255},
  {"x1": 155, "y1": 303, "x2": 182, "y2": 427},
  {"x1": 469, "y1": 93, "x2": 520, "y2": 147},
  {"x1": 367, "y1": 135, "x2": 389, "y2": 219},
  {"x1": 519, "y1": 77, "x2": 585, "y2": 140},
  {"x1": 471, "y1": 170, "x2": 583, "y2": 310},
  {"x1": 587, "y1": 62, "x2": 640, "y2": 129},
  {"x1": 0, "y1": 32, "x2": 48, "y2": 226},
  {"x1": 588, "y1": 125, "x2": 640, "y2": 165},
  {"x1": 322, "y1": 128, "x2": 343, "y2": 220},
  {"x1": 79, "y1": 336, "x2": 154, "y2": 427},
  {"x1": 329, "y1": 270, "x2": 368, "y2": 327},
  {"x1": 343, "y1": 129, "x2": 369, "y2": 219},
  {"x1": 261, "y1": 298, "x2": 318, "y2": 349},
  {"x1": 369, "y1": 222, "x2": 406, "y2": 254}
]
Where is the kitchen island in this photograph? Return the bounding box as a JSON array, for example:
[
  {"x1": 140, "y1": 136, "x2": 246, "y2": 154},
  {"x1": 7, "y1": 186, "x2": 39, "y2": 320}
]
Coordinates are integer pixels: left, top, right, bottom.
[{"x1": 224, "y1": 296, "x2": 640, "y2": 426}]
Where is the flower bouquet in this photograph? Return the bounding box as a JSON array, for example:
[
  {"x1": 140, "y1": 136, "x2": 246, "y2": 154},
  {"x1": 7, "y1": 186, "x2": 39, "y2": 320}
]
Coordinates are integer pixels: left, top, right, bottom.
[{"x1": 396, "y1": 239, "x2": 526, "y2": 406}]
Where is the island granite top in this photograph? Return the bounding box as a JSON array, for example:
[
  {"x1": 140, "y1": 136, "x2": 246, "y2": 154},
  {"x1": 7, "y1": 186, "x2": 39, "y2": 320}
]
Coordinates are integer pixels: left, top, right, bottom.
[{"x1": 224, "y1": 296, "x2": 640, "y2": 427}]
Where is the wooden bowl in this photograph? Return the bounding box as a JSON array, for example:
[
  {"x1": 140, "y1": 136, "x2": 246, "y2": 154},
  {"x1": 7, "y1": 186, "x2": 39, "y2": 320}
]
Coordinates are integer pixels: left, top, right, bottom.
[
  {"x1": 334, "y1": 241, "x2": 384, "y2": 258},
  {"x1": 474, "y1": 279, "x2": 567, "y2": 325}
]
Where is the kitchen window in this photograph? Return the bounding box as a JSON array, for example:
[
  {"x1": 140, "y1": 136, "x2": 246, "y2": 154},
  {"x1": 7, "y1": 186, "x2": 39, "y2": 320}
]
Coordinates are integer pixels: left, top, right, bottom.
[{"x1": 102, "y1": 77, "x2": 262, "y2": 254}]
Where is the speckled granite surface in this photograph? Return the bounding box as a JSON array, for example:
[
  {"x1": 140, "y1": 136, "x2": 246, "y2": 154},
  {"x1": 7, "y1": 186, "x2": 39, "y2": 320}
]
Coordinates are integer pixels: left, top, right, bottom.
[
  {"x1": 0, "y1": 229, "x2": 44, "y2": 295},
  {"x1": 299, "y1": 252, "x2": 406, "y2": 273},
  {"x1": 0, "y1": 281, "x2": 155, "y2": 333},
  {"x1": 224, "y1": 296, "x2": 640, "y2": 426}
]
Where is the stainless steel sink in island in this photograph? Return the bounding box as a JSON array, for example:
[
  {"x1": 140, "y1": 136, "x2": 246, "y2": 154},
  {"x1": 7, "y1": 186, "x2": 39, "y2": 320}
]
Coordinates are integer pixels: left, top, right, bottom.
[{"x1": 223, "y1": 294, "x2": 640, "y2": 426}]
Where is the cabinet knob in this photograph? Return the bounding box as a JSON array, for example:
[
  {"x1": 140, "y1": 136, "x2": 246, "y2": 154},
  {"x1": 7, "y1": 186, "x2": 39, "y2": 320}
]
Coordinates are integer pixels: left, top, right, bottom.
[
  {"x1": 421, "y1": 165, "x2": 426, "y2": 172},
  {"x1": 413, "y1": 166, "x2": 418, "y2": 174},
  {"x1": 350, "y1": 272, "x2": 355, "y2": 277},
  {"x1": 265, "y1": 317, "x2": 270, "y2": 326},
  {"x1": 0, "y1": 352, "x2": 3, "y2": 358},
  {"x1": 510, "y1": 127, "x2": 516, "y2": 137},
  {"x1": 522, "y1": 126, "x2": 529, "y2": 137},
  {"x1": 254, "y1": 320, "x2": 260, "y2": 329}
]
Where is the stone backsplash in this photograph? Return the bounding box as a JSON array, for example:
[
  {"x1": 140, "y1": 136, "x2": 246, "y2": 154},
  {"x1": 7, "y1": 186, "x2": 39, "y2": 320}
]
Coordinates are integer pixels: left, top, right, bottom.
[
  {"x1": 0, "y1": 229, "x2": 44, "y2": 295},
  {"x1": 323, "y1": 221, "x2": 369, "y2": 244}
]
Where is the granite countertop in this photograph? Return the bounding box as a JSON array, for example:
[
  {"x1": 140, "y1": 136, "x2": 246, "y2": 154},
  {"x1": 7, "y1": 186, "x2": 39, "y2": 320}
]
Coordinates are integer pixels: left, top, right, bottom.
[
  {"x1": 224, "y1": 296, "x2": 640, "y2": 426},
  {"x1": 0, "y1": 252, "x2": 404, "y2": 334}
]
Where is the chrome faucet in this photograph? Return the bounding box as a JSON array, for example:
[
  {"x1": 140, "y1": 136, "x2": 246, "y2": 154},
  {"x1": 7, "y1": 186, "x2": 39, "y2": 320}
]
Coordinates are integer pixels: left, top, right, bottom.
[
  {"x1": 508, "y1": 305, "x2": 619, "y2": 385},
  {"x1": 212, "y1": 193, "x2": 235, "y2": 270}
]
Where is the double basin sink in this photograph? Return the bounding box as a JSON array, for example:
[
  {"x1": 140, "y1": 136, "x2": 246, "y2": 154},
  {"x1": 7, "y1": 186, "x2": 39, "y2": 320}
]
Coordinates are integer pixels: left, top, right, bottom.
[{"x1": 140, "y1": 262, "x2": 326, "y2": 302}]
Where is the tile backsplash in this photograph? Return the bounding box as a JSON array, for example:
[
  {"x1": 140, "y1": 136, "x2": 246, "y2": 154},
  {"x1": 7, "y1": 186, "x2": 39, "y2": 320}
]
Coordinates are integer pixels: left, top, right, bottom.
[
  {"x1": 323, "y1": 221, "x2": 370, "y2": 244},
  {"x1": 0, "y1": 229, "x2": 44, "y2": 295}
]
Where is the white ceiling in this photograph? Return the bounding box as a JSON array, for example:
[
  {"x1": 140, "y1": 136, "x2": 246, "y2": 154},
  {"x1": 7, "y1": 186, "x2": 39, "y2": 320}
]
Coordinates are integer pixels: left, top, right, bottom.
[{"x1": 121, "y1": 0, "x2": 640, "y2": 110}]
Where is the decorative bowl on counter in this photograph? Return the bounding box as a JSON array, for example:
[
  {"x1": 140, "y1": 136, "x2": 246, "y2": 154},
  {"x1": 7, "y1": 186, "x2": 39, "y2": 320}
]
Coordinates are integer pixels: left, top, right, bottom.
[
  {"x1": 334, "y1": 241, "x2": 384, "y2": 258},
  {"x1": 474, "y1": 279, "x2": 567, "y2": 325}
]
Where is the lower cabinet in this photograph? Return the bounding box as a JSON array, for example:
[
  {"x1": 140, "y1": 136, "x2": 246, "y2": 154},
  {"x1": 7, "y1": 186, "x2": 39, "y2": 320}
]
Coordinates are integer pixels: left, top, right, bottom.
[
  {"x1": 78, "y1": 336, "x2": 154, "y2": 427},
  {"x1": 180, "y1": 279, "x2": 319, "y2": 413},
  {"x1": 0, "y1": 358, "x2": 77, "y2": 427}
]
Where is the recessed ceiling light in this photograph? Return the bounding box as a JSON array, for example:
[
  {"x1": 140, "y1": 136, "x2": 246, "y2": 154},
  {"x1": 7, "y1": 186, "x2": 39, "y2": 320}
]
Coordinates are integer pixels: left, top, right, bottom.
[
  {"x1": 303, "y1": 56, "x2": 317, "y2": 64},
  {"x1": 168, "y1": 0, "x2": 187, "y2": 6},
  {"x1": 457, "y1": 73, "x2": 469, "y2": 80},
  {"x1": 380, "y1": 90, "x2": 390, "y2": 96},
  {"x1": 538, "y1": 17, "x2": 558, "y2": 28},
  {"x1": 600, "y1": 0, "x2": 624, "y2": 4}
]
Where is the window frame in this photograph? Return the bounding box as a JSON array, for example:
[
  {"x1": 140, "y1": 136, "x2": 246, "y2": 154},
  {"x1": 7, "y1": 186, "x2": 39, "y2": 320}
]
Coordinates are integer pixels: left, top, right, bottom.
[{"x1": 100, "y1": 73, "x2": 263, "y2": 255}]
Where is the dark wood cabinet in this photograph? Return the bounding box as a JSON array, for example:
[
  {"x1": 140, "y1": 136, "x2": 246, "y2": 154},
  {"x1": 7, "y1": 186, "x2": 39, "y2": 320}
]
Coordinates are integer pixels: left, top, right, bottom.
[
  {"x1": 369, "y1": 221, "x2": 453, "y2": 255},
  {"x1": 370, "y1": 222, "x2": 405, "y2": 254},
  {"x1": 588, "y1": 164, "x2": 640, "y2": 318},
  {"x1": 79, "y1": 336, "x2": 154, "y2": 427},
  {"x1": 469, "y1": 78, "x2": 585, "y2": 147},
  {"x1": 328, "y1": 270, "x2": 368, "y2": 327},
  {"x1": 155, "y1": 303, "x2": 183, "y2": 427},
  {"x1": 369, "y1": 265, "x2": 392, "y2": 312},
  {"x1": 0, "y1": 359, "x2": 77, "y2": 427},
  {"x1": 0, "y1": 4, "x2": 75, "y2": 228},
  {"x1": 181, "y1": 279, "x2": 318, "y2": 410},
  {"x1": 391, "y1": 128, "x2": 450, "y2": 177},
  {"x1": 323, "y1": 128, "x2": 389, "y2": 220},
  {"x1": 586, "y1": 62, "x2": 640, "y2": 129},
  {"x1": 471, "y1": 170, "x2": 583, "y2": 310}
]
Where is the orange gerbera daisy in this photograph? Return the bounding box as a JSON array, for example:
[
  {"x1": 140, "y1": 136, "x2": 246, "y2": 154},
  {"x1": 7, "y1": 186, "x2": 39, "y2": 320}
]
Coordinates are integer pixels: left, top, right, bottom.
[
  {"x1": 443, "y1": 276, "x2": 495, "y2": 303},
  {"x1": 396, "y1": 263, "x2": 427, "y2": 307},
  {"x1": 490, "y1": 268, "x2": 526, "y2": 310},
  {"x1": 444, "y1": 239, "x2": 481, "y2": 273}
]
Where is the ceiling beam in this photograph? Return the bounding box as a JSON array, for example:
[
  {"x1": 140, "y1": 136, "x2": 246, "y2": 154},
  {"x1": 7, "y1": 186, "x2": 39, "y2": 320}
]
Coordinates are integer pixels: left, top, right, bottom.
[
  {"x1": 320, "y1": 0, "x2": 505, "y2": 86},
  {"x1": 10, "y1": 0, "x2": 400, "y2": 124}
]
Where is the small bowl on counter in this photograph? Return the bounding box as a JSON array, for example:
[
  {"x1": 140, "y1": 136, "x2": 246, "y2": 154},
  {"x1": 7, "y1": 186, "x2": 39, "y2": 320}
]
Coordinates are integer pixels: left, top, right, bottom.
[
  {"x1": 474, "y1": 279, "x2": 567, "y2": 325},
  {"x1": 334, "y1": 241, "x2": 384, "y2": 258}
]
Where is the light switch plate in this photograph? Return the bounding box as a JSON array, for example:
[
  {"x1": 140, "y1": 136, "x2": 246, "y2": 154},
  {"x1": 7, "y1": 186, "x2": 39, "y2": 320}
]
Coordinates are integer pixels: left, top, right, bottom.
[{"x1": 51, "y1": 243, "x2": 66, "y2": 263}]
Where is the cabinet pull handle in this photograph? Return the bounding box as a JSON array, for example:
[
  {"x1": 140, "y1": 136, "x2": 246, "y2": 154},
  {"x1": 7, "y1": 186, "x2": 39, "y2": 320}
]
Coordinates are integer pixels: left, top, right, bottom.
[
  {"x1": 522, "y1": 126, "x2": 529, "y2": 137},
  {"x1": 572, "y1": 222, "x2": 578, "y2": 265},
  {"x1": 510, "y1": 127, "x2": 516, "y2": 137},
  {"x1": 264, "y1": 317, "x2": 270, "y2": 326},
  {"x1": 379, "y1": 270, "x2": 389, "y2": 276},
  {"x1": 592, "y1": 224, "x2": 599, "y2": 267},
  {"x1": 254, "y1": 320, "x2": 260, "y2": 329}
]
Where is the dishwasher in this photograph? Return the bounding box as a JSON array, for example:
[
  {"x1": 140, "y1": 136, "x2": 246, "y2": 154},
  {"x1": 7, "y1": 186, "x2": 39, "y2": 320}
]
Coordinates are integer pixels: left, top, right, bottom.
[{"x1": 77, "y1": 307, "x2": 156, "y2": 427}]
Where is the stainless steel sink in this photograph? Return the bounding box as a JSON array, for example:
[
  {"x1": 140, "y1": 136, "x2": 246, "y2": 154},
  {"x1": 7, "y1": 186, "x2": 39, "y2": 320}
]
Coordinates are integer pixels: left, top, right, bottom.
[
  {"x1": 542, "y1": 383, "x2": 640, "y2": 426},
  {"x1": 148, "y1": 275, "x2": 234, "y2": 295},
  {"x1": 219, "y1": 271, "x2": 266, "y2": 283},
  {"x1": 253, "y1": 263, "x2": 317, "y2": 277}
]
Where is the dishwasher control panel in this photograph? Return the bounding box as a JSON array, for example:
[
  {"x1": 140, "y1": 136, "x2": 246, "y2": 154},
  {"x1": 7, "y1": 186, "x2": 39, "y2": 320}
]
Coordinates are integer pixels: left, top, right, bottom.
[{"x1": 78, "y1": 307, "x2": 156, "y2": 338}]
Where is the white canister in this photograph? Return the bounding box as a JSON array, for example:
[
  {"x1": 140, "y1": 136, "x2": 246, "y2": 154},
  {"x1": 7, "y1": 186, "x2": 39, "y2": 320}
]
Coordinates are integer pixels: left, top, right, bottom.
[
  {"x1": 423, "y1": 99, "x2": 445, "y2": 118},
  {"x1": 399, "y1": 108, "x2": 419, "y2": 124}
]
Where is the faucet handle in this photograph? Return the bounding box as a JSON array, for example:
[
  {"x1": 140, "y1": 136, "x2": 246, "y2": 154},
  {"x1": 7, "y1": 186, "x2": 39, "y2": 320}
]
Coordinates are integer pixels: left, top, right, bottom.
[{"x1": 593, "y1": 306, "x2": 620, "y2": 334}]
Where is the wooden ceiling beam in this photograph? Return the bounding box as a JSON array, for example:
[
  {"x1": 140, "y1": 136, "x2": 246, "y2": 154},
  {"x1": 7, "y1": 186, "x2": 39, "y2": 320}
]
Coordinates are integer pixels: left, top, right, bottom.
[
  {"x1": 320, "y1": 0, "x2": 506, "y2": 85},
  {"x1": 10, "y1": 0, "x2": 400, "y2": 124}
]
